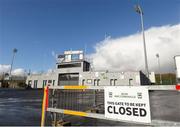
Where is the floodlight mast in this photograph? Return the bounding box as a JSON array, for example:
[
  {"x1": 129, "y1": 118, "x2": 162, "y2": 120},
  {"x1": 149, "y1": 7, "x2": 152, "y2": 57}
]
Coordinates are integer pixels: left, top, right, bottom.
[
  {"x1": 135, "y1": 5, "x2": 150, "y2": 79},
  {"x1": 156, "y1": 53, "x2": 162, "y2": 84},
  {"x1": 9, "y1": 48, "x2": 18, "y2": 80}
]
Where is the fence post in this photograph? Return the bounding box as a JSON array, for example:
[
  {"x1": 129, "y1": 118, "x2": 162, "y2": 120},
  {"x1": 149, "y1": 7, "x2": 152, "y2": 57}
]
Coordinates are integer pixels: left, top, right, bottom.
[{"x1": 41, "y1": 86, "x2": 49, "y2": 127}]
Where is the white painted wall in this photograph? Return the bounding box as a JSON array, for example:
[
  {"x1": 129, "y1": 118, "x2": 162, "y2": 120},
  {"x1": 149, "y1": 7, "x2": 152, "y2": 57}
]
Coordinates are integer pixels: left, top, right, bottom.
[
  {"x1": 149, "y1": 72, "x2": 156, "y2": 84},
  {"x1": 175, "y1": 56, "x2": 180, "y2": 79}
]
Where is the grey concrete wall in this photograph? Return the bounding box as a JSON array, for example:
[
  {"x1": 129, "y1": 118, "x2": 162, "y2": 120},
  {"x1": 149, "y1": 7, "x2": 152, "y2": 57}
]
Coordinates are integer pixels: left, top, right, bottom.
[
  {"x1": 79, "y1": 71, "x2": 141, "y2": 86},
  {"x1": 26, "y1": 72, "x2": 57, "y2": 88}
]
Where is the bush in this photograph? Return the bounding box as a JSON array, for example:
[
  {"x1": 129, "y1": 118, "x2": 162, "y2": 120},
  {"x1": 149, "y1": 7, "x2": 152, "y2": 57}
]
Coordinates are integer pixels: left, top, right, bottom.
[{"x1": 17, "y1": 82, "x2": 26, "y2": 88}]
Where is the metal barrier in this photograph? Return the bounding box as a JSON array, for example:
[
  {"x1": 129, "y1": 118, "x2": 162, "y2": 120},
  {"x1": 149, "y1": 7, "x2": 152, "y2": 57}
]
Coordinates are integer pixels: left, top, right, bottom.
[{"x1": 42, "y1": 85, "x2": 180, "y2": 126}]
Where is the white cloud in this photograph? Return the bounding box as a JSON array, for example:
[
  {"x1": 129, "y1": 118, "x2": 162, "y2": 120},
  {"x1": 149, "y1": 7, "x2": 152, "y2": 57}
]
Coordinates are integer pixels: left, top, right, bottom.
[
  {"x1": 31, "y1": 71, "x2": 38, "y2": 74},
  {"x1": 0, "y1": 65, "x2": 10, "y2": 74},
  {"x1": 0, "y1": 64, "x2": 26, "y2": 76},
  {"x1": 45, "y1": 69, "x2": 55, "y2": 76},
  {"x1": 51, "y1": 50, "x2": 56, "y2": 58},
  {"x1": 90, "y1": 24, "x2": 180, "y2": 73},
  {"x1": 12, "y1": 68, "x2": 26, "y2": 77}
]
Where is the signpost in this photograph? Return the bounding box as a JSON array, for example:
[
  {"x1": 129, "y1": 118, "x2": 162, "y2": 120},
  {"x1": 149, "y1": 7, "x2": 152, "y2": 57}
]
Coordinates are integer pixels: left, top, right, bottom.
[{"x1": 104, "y1": 86, "x2": 151, "y2": 123}]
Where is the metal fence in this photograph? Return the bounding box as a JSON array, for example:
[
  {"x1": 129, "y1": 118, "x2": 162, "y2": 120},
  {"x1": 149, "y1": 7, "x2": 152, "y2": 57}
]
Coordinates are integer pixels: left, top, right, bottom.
[
  {"x1": 45, "y1": 85, "x2": 180, "y2": 126},
  {"x1": 48, "y1": 89, "x2": 101, "y2": 111}
]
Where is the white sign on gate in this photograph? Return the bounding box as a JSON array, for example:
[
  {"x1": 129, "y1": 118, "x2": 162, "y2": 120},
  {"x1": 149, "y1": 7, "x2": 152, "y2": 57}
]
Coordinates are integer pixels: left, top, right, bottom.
[{"x1": 104, "y1": 86, "x2": 151, "y2": 123}]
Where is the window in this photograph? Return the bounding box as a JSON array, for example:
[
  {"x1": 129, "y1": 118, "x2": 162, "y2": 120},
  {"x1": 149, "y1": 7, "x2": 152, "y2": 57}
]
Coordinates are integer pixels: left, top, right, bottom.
[
  {"x1": 65, "y1": 55, "x2": 68, "y2": 61},
  {"x1": 97, "y1": 79, "x2": 100, "y2": 86},
  {"x1": 83, "y1": 61, "x2": 90, "y2": 72},
  {"x1": 43, "y1": 80, "x2": 47, "y2": 88},
  {"x1": 110, "y1": 79, "x2": 117, "y2": 86},
  {"x1": 82, "y1": 79, "x2": 85, "y2": 85},
  {"x1": 53, "y1": 80, "x2": 55, "y2": 86},
  {"x1": 129, "y1": 78, "x2": 133, "y2": 86},
  {"x1": 114, "y1": 79, "x2": 117, "y2": 86},
  {"x1": 94, "y1": 79, "x2": 97, "y2": 86},
  {"x1": 65, "y1": 54, "x2": 71, "y2": 61},
  {"x1": 48, "y1": 80, "x2": 52, "y2": 83},
  {"x1": 71, "y1": 54, "x2": 79, "y2": 60},
  {"x1": 94, "y1": 79, "x2": 100, "y2": 86},
  {"x1": 110, "y1": 79, "x2": 114, "y2": 86},
  {"x1": 34, "y1": 80, "x2": 38, "y2": 88},
  {"x1": 57, "y1": 63, "x2": 81, "y2": 68}
]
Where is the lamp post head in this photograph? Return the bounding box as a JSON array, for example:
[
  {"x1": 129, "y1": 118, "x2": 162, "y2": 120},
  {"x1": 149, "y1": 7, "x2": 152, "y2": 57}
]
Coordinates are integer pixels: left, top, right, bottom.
[
  {"x1": 13, "y1": 48, "x2": 18, "y2": 53},
  {"x1": 156, "y1": 53, "x2": 159, "y2": 58},
  {"x1": 134, "y1": 5, "x2": 143, "y2": 15}
]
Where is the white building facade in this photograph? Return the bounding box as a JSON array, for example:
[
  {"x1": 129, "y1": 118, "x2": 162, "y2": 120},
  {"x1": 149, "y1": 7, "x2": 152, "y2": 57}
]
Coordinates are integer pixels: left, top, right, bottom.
[{"x1": 26, "y1": 50, "x2": 154, "y2": 88}]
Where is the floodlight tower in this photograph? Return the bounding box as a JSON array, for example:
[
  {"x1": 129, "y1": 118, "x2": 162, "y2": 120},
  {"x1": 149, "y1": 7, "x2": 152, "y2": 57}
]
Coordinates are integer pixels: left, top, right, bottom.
[
  {"x1": 156, "y1": 53, "x2": 162, "y2": 84},
  {"x1": 135, "y1": 5, "x2": 149, "y2": 79},
  {"x1": 9, "y1": 48, "x2": 18, "y2": 80}
]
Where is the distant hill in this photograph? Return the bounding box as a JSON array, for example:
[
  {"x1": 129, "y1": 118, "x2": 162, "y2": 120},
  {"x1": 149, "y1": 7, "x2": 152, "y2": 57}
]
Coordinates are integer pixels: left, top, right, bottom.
[{"x1": 155, "y1": 73, "x2": 176, "y2": 85}]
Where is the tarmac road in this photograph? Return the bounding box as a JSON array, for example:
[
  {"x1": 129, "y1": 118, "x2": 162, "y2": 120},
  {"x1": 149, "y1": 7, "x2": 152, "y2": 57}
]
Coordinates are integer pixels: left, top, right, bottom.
[{"x1": 0, "y1": 89, "x2": 43, "y2": 126}]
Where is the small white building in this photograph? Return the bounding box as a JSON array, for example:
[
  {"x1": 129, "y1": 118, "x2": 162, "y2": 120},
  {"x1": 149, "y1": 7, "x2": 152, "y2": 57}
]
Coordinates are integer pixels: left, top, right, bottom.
[
  {"x1": 174, "y1": 55, "x2": 180, "y2": 84},
  {"x1": 26, "y1": 50, "x2": 153, "y2": 88}
]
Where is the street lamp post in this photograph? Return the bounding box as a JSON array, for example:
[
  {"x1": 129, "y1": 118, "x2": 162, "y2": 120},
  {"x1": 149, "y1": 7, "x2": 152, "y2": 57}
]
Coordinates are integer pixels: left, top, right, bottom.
[
  {"x1": 9, "y1": 48, "x2": 18, "y2": 82},
  {"x1": 135, "y1": 5, "x2": 149, "y2": 79},
  {"x1": 156, "y1": 53, "x2": 162, "y2": 84}
]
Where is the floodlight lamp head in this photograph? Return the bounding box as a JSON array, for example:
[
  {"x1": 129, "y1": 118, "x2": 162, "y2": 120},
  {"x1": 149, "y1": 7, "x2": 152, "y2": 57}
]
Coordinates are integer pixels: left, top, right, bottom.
[
  {"x1": 13, "y1": 48, "x2": 18, "y2": 53},
  {"x1": 156, "y1": 53, "x2": 159, "y2": 58},
  {"x1": 134, "y1": 5, "x2": 143, "y2": 15}
]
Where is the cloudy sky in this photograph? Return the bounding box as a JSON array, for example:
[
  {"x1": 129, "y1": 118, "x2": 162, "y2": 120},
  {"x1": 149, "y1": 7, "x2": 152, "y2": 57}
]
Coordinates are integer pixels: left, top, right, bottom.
[
  {"x1": 0, "y1": 0, "x2": 180, "y2": 76},
  {"x1": 91, "y1": 24, "x2": 180, "y2": 73}
]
